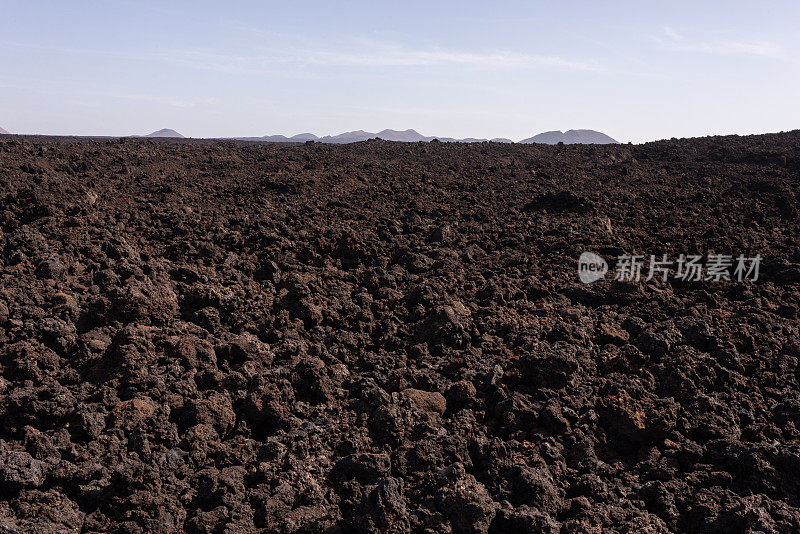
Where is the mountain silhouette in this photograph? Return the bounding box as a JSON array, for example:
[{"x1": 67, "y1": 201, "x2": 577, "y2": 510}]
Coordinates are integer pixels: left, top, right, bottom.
[
  {"x1": 232, "y1": 128, "x2": 617, "y2": 144},
  {"x1": 290, "y1": 133, "x2": 319, "y2": 141},
  {"x1": 145, "y1": 128, "x2": 185, "y2": 138},
  {"x1": 519, "y1": 129, "x2": 617, "y2": 144}
]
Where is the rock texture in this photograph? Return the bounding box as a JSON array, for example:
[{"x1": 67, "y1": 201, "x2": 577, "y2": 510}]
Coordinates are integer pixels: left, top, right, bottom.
[{"x1": 0, "y1": 132, "x2": 798, "y2": 532}]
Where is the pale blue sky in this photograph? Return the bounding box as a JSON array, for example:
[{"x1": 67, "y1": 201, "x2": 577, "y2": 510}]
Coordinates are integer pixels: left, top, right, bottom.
[{"x1": 1, "y1": 1, "x2": 798, "y2": 142}]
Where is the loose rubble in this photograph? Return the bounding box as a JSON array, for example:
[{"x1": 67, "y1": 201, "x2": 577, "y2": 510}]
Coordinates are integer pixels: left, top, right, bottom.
[{"x1": 0, "y1": 133, "x2": 799, "y2": 532}]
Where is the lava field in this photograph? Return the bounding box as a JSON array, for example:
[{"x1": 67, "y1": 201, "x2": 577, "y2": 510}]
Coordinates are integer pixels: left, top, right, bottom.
[{"x1": 1, "y1": 132, "x2": 800, "y2": 533}]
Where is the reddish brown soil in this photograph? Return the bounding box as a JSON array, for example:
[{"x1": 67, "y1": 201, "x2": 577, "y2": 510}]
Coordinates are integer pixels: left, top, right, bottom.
[{"x1": 1, "y1": 133, "x2": 800, "y2": 532}]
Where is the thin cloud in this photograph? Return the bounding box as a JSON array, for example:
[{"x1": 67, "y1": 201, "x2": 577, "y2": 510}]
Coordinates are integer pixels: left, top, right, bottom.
[
  {"x1": 2, "y1": 38, "x2": 605, "y2": 73},
  {"x1": 350, "y1": 104, "x2": 523, "y2": 120},
  {"x1": 663, "y1": 26, "x2": 682, "y2": 41},
  {"x1": 656, "y1": 27, "x2": 787, "y2": 60},
  {"x1": 103, "y1": 92, "x2": 217, "y2": 109},
  {"x1": 288, "y1": 46, "x2": 603, "y2": 71},
  {"x1": 157, "y1": 47, "x2": 603, "y2": 73},
  {"x1": 0, "y1": 78, "x2": 216, "y2": 109}
]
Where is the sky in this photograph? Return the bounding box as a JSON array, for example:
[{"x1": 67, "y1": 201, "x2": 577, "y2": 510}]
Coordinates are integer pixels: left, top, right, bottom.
[{"x1": 1, "y1": 0, "x2": 799, "y2": 143}]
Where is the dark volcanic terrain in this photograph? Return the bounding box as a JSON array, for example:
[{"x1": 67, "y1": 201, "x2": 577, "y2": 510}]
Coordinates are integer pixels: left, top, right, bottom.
[{"x1": 1, "y1": 133, "x2": 800, "y2": 533}]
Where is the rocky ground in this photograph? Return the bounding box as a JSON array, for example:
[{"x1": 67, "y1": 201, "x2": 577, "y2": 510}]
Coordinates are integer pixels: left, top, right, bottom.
[{"x1": 0, "y1": 132, "x2": 799, "y2": 532}]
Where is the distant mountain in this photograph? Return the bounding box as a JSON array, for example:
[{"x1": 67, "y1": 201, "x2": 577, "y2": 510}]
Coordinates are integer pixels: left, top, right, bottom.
[
  {"x1": 520, "y1": 129, "x2": 617, "y2": 145},
  {"x1": 0, "y1": 126, "x2": 9, "y2": 135},
  {"x1": 237, "y1": 132, "x2": 320, "y2": 143},
  {"x1": 315, "y1": 129, "x2": 492, "y2": 144},
  {"x1": 314, "y1": 129, "x2": 435, "y2": 143},
  {"x1": 319, "y1": 130, "x2": 374, "y2": 143},
  {"x1": 145, "y1": 128, "x2": 184, "y2": 138},
  {"x1": 239, "y1": 135, "x2": 292, "y2": 142},
  {"x1": 290, "y1": 133, "x2": 319, "y2": 141},
  {"x1": 230, "y1": 128, "x2": 617, "y2": 145},
  {"x1": 375, "y1": 129, "x2": 428, "y2": 142},
  {"x1": 520, "y1": 130, "x2": 564, "y2": 144}
]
